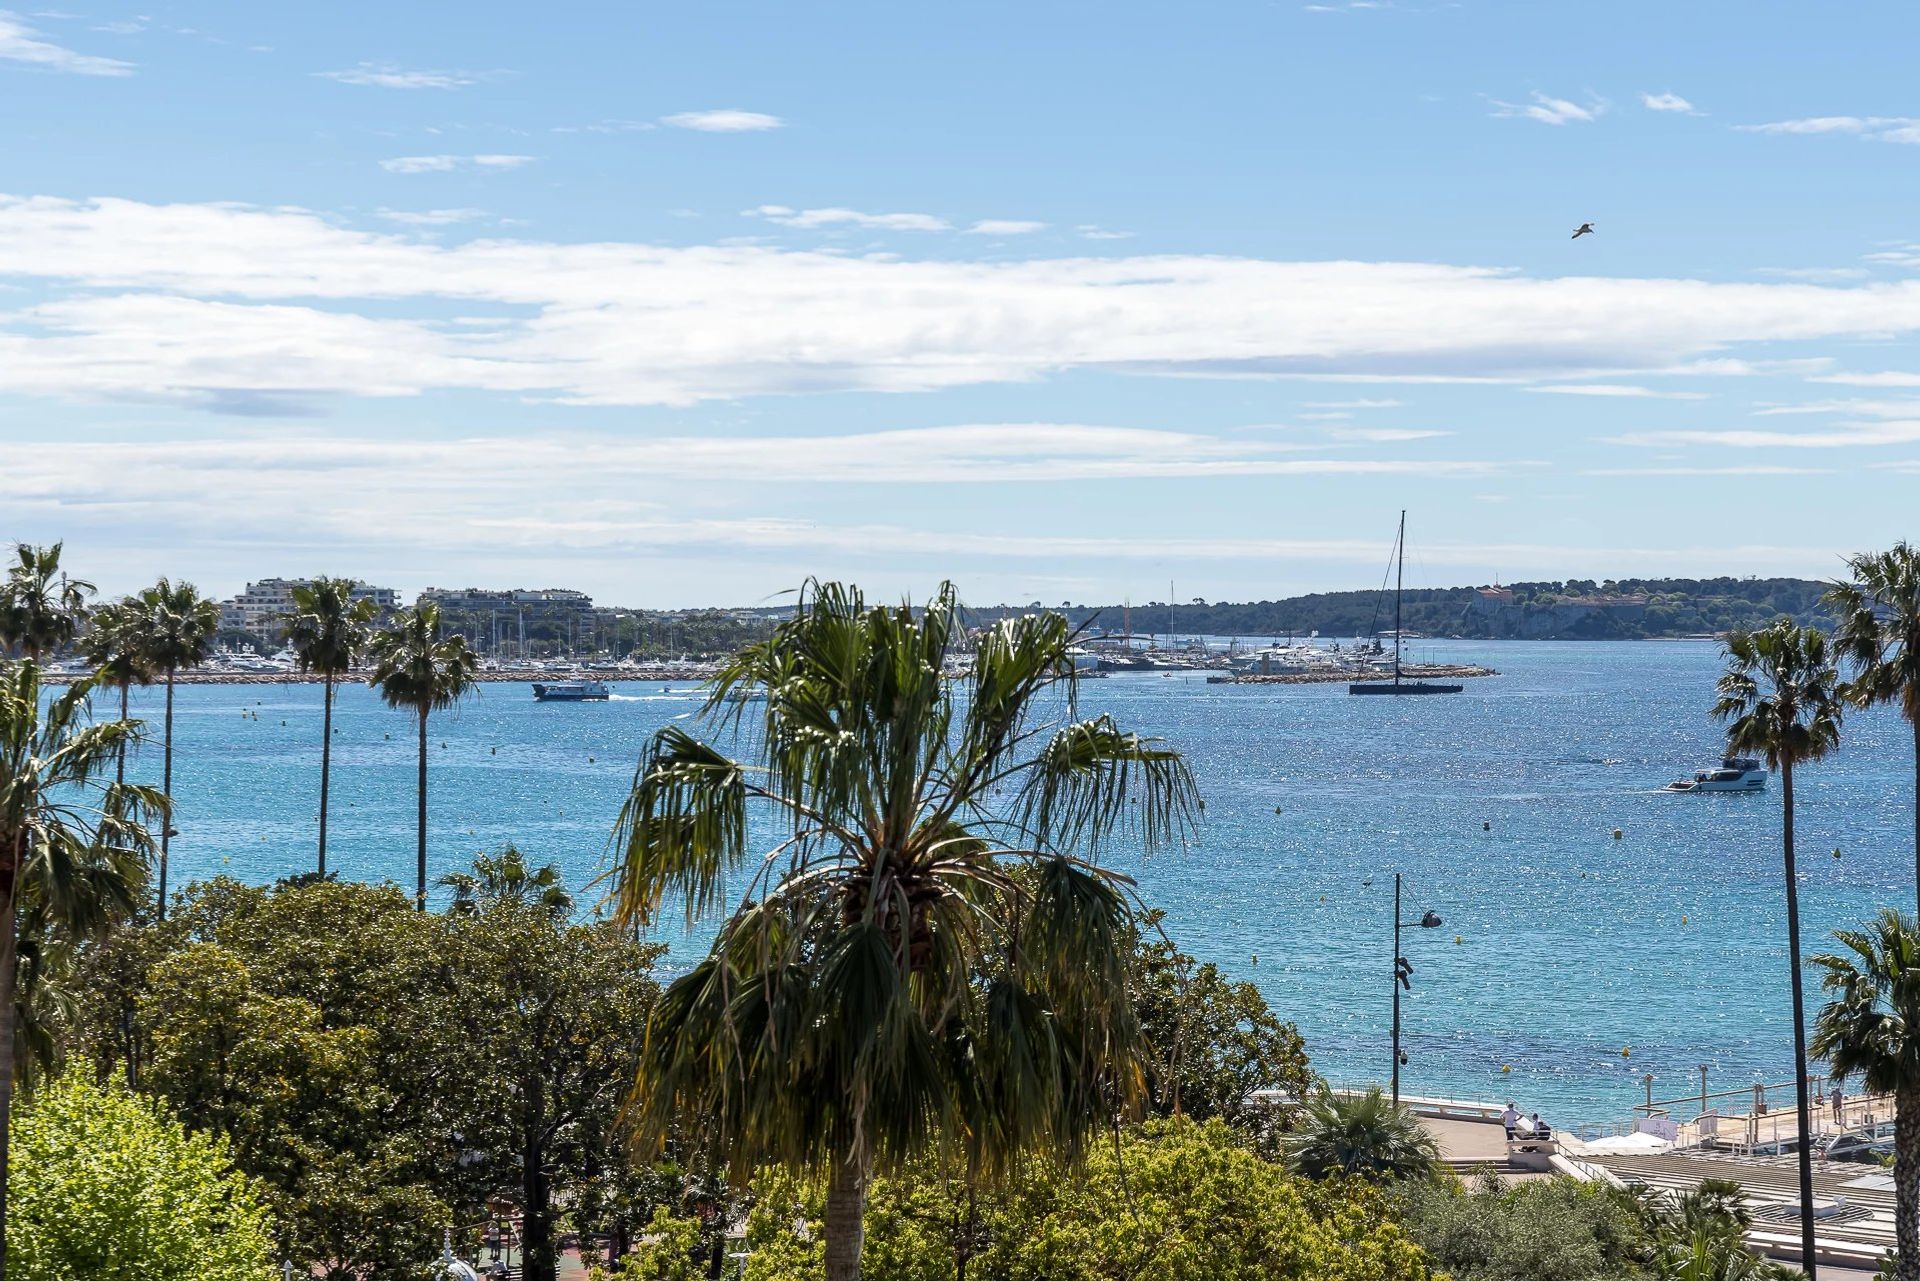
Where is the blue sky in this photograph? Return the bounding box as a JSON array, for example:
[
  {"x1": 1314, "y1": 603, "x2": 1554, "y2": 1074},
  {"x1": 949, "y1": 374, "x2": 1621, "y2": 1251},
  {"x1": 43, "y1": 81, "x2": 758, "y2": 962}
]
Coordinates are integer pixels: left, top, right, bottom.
[{"x1": 5, "y1": 1, "x2": 1920, "y2": 606}]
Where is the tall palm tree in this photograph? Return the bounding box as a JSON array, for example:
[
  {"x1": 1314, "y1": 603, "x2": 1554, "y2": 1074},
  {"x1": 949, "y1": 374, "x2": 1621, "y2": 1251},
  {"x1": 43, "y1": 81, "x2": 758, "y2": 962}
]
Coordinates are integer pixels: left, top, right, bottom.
[
  {"x1": 1810, "y1": 910, "x2": 1920, "y2": 1281},
  {"x1": 1714, "y1": 620, "x2": 1845, "y2": 1280},
  {"x1": 129, "y1": 579, "x2": 219, "y2": 920},
  {"x1": 1827, "y1": 544, "x2": 1920, "y2": 915},
  {"x1": 1282, "y1": 1086, "x2": 1441, "y2": 1180},
  {"x1": 80, "y1": 600, "x2": 156, "y2": 788},
  {"x1": 611, "y1": 582, "x2": 1199, "y2": 1281},
  {"x1": 285, "y1": 579, "x2": 376, "y2": 877},
  {"x1": 438, "y1": 844, "x2": 573, "y2": 917},
  {"x1": 366, "y1": 602, "x2": 477, "y2": 911},
  {"x1": 0, "y1": 662, "x2": 161, "y2": 1278},
  {"x1": 0, "y1": 543, "x2": 93, "y2": 662}
]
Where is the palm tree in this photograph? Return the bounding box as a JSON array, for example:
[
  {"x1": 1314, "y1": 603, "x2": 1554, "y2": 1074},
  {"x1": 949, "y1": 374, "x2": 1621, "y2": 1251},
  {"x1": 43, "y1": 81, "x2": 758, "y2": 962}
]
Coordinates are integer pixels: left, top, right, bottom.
[
  {"x1": 128, "y1": 579, "x2": 219, "y2": 920},
  {"x1": 285, "y1": 579, "x2": 376, "y2": 877},
  {"x1": 80, "y1": 600, "x2": 156, "y2": 787},
  {"x1": 1281, "y1": 1086, "x2": 1441, "y2": 1180},
  {"x1": 0, "y1": 543, "x2": 93, "y2": 662},
  {"x1": 438, "y1": 844, "x2": 573, "y2": 917},
  {"x1": 0, "y1": 662, "x2": 162, "y2": 1277},
  {"x1": 611, "y1": 582, "x2": 1199, "y2": 1281},
  {"x1": 366, "y1": 602, "x2": 477, "y2": 911},
  {"x1": 1810, "y1": 910, "x2": 1920, "y2": 1281},
  {"x1": 1827, "y1": 544, "x2": 1920, "y2": 916},
  {"x1": 1714, "y1": 620, "x2": 1845, "y2": 1280}
]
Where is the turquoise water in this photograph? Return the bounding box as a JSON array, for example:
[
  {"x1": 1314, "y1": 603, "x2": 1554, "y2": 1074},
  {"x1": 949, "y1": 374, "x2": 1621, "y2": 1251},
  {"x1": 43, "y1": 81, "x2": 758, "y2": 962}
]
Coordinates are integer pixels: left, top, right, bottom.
[{"x1": 111, "y1": 640, "x2": 1913, "y2": 1123}]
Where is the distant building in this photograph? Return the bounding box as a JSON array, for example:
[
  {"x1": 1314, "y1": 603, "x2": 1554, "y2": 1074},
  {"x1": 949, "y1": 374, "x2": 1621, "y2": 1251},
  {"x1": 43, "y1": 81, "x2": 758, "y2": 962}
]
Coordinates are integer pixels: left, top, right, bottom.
[
  {"x1": 416, "y1": 587, "x2": 594, "y2": 613},
  {"x1": 417, "y1": 587, "x2": 596, "y2": 656},
  {"x1": 219, "y1": 578, "x2": 399, "y2": 643}
]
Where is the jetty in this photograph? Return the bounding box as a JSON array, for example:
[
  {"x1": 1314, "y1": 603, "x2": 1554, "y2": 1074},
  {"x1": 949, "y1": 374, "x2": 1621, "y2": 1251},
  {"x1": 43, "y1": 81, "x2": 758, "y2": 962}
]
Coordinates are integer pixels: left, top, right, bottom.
[{"x1": 1206, "y1": 663, "x2": 1497, "y2": 686}]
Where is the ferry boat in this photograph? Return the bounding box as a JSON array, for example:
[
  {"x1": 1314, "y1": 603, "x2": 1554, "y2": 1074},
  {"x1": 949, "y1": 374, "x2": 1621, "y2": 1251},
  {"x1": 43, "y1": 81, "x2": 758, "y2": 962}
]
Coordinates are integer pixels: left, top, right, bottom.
[
  {"x1": 1662, "y1": 755, "x2": 1768, "y2": 793},
  {"x1": 531, "y1": 679, "x2": 610, "y2": 702}
]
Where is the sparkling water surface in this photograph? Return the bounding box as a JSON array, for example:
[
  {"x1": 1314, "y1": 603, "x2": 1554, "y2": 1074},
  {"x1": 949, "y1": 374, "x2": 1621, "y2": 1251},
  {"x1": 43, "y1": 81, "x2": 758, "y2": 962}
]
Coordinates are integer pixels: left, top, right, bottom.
[{"x1": 115, "y1": 640, "x2": 1914, "y2": 1124}]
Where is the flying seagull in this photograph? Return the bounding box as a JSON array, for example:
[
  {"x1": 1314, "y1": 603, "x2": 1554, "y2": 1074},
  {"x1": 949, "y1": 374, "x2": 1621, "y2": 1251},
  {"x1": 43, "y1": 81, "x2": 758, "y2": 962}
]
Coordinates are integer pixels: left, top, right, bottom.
[{"x1": 1572, "y1": 222, "x2": 1596, "y2": 239}]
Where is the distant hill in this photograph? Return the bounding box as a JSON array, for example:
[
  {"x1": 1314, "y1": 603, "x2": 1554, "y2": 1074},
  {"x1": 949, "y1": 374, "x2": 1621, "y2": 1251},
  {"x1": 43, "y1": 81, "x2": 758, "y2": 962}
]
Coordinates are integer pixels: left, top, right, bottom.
[{"x1": 970, "y1": 577, "x2": 1837, "y2": 641}]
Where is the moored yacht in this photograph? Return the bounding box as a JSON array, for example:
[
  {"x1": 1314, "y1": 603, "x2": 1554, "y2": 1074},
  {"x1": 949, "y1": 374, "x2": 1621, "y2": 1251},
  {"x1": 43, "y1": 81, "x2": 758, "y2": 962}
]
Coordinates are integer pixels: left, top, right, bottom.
[
  {"x1": 1662, "y1": 756, "x2": 1768, "y2": 793},
  {"x1": 531, "y1": 678, "x2": 611, "y2": 701}
]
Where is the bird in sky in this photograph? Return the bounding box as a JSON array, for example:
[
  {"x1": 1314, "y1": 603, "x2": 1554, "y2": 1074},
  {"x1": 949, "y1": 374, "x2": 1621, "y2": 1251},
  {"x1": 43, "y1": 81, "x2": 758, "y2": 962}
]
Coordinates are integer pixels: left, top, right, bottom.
[{"x1": 1572, "y1": 222, "x2": 1596, "y2": 239}]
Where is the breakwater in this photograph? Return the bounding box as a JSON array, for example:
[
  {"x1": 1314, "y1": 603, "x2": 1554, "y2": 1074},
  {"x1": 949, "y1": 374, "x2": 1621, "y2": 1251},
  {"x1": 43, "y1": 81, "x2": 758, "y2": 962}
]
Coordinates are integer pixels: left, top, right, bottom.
[
  {"x1": 1206, "y1": 664, "x2": 1498, "y2": 685},
  {"x1": 43, "y1": 667, "x2": 723, "y2": 687}
]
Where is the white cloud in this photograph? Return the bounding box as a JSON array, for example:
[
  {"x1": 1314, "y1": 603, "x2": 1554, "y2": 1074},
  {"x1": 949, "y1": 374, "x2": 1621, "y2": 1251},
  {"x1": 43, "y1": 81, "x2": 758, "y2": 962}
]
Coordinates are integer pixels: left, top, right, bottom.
[
  {"x1": 1755, "y1": 266, "x2": 1871, "y2": 283},
  {"x1": 1739, "y1": 116, "x2": 1920, "y2": 144},
  {"x1": 0, "y1": 10, "x2": 132, "y2": 74},
  {"x1": 1810, "y1": 371, "x2": 1920, "y2": 388},
  {"x1": 1320, "y1": 427, "x2": 1451, "y2": 442},
  {"x1": 1754, "y1": 397, "x2": 1920, "y2": 418},
  {"x1": 1076, "y1": 225, "x2": 1132, "y2": 240},
  {"x1": 967, "y1": 219, "x2": 1048, "y2": 235},
  {"x1": 379, "y1": 154, "x2": 532, "y2": 174},
  {"x1": 1528, "y1": 384, "x2": 1708, "y2": 400},
  {"x1": 1583, "y1": 465, "x2": 1833, "y2": 476},
  {"x1": 1605, "y1": 422, "x2": 1920, "y2": 449},
  {"x1": 377, "y1": 207, "x2": 488, "y2": 226},
  {"x1": 14, "y1": 195, "x2": 1920, "y2": 410},
  {"x1": 1488, "y1": 92, "x2": 1606, "y2": 126},
  {"x1": 662, "y1": 109, "x2": 783, "y2": 132},
  {"x1": 317, "y1": 62, "x2": 482, "y2": 90},
  {"x1": 1641, "y1": 92, "x2": 1698, "y2": 115},
  {"x1": 746, "y1": 204, "x2": 951, "y2": 232}
]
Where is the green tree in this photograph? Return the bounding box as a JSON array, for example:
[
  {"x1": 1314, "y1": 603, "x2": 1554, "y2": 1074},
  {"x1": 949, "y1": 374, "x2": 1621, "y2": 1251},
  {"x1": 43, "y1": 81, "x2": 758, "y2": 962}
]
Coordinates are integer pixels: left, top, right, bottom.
[
  {"x1": 129, "y1": 578, "x2": 219, "y2": 919},
  {"x1": 367, "y1": 602, "x2": 478, "y2": 911},
  {"x1": 1281, "y1": 1087, "x2": 1440, "y2": 1181},
  {"x1": 0, "y1": 544, "x2": 92, "y2": 662},
  {"x1": 1827, "y1": 544, "x2": 1920, "y2": 916},
  {"x1": 285, "y1": 579, "x2": 376, "y2": 878},
  {"x1": 1397, "y1": 1173, "x2": 1651, "y2": 1281},
  {"x1": 1811, "y1": 910, "x2": 1920, "y2": 1281},
  {"x1": 1128, "y1": 915, "x2": 1311, "y2": 1131},
  {"x1": 10, "y1": 1074, "x2": 273, "y2": 1281},
  {"x1": 612, "y1": 582, "x2": 1199, "y2": 1281},
  {"x1": 80, "y1": 600, "x2": 156, "y2": 788},
  {"x1": 439, "y1": 843, "x2": 574, "y2": 917},
  {"x1": 1714, "y1": 620, "x2": 1845, "y2": 1278},
  {"x1": 0, "y1": 665, "x2": 159, "y2": 1280}
]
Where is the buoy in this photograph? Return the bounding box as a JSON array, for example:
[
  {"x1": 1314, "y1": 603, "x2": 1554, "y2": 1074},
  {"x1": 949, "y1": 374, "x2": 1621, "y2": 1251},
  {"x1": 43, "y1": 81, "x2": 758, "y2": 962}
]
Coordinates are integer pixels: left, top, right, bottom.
[
  {"x1": 1611, "y1": 828, "x2": 1623, "y2": 840},
  {"x1": 1621, "y1": 1046, "x2": 1631, "y2": 1058},
  {"x1": 1455, "y1": 935, "x2": 1463, "y2": 945},
  {"x1": 1251, "y1": 954, "x2": 1258, "y2": 965},
  {"x1": 1502, "y1": 1064, "x2": 1512, "y2": 1073},
  {"x1": 1681, "y1": 915, "x2": 1688, "y2": 925},
  {"x1": 588, "y1": 756, "x2": 595, "y2": 763},
  {"x1": 384, "y1": 733, "x2": 390, "y2": 740},
  {"x1": 1482, "y1": 820, "x2": 1490, "y2": 831},
  {"x1": 280, "y1": 719, "x2": 286, "y2": 726},
  {"x1": 1273, "y1": 806, "x2": 1283, "y2": 816},
  {"x1": 1197, "y1": 799, "x2": 1205, "y2": 811},
  {"x1": 1833, "y1": 847, "x2": 1843, "y2": 859},
  {"x1": 491, "y1": 747, "x2": 497, "y2": 755}
]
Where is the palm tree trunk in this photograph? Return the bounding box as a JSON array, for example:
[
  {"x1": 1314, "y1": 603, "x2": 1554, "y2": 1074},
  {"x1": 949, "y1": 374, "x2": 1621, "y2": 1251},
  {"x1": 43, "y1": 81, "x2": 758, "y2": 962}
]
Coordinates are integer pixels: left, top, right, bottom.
[
  {"x1": 823, "y1": 1142, "x2": 869, "y2": 1281},
  {"x1": 318, "y1": 675, "x2": 334, "y2": 877},
  {"x1": 158, "y1": 666, "x2": 175, "y2": 921},
  {"x1": 415, "y1": 707, "x2": 428, "y2": 911},
  {"x1": 1782, "y1": 759, "x2": 1820, "y2": 1279},
  {"x1": 0, "y1": 835, "x2": 20, "y2": 1281},
  {"x1": 115, "y1": 687, "x2": 128, "y2": 787},
  {"x1": 1896, "y1": 1084, "x2": 1920, "y2": 1281},
  {"x1": 1912, "y1": 717, "x2": 1919, "y2": 921}
]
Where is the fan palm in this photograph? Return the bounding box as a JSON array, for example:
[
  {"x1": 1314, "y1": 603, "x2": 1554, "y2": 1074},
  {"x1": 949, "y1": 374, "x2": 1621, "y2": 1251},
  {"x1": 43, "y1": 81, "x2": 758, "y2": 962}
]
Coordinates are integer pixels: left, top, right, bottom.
[
  {"x1": 439, "y1": 843, "x2": 573, "y2": 917},
  {"x1": 129, "y1": 579, "x2": 219, "y2": 920},
  {"x1": 610, "y1": 582, "x2": 1199, "y2": 1281},
  {"x1": 1281, "y1": 1086, "x2": 1440, "y2": 1180},
  {"x1": 1810, "y1": 910, "x2": 1920, "y2": 1281},
  {"x1": 1714, "y1": 620, "x2": 1845, "y2": 1280},
  {"x1": 1827, "y1": 544, "x2": 1920, "y2": 916},
  {"x1": 80, "y1": 599, "x2": 156, "y2": 787},
  {"x1": 366, "y1": 602, "x2": 478, "y2": 911},
  {"x1": 0, "y1": 543, "x2": 93, "y2": 662},
  {"x1": 285, "y1": 578, "x2": 376, "y2": 876},
  {"x1": 0, "y1": 662, "x2": 162, "y2": 1277}
]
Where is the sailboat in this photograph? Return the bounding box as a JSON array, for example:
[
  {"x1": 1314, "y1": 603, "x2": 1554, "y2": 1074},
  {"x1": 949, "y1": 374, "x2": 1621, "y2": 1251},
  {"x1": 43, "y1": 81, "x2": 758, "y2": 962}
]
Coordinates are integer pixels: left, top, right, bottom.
[{"x1": 1348, "y1": 511, "x2": 1463, "y2": 696}]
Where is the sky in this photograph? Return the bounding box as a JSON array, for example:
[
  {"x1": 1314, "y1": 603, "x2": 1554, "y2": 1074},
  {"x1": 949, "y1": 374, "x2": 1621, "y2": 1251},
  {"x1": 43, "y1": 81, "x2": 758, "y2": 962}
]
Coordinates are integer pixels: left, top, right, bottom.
[{"x1": 4, "y1": 1, "x2": 1920, "y2": 607}]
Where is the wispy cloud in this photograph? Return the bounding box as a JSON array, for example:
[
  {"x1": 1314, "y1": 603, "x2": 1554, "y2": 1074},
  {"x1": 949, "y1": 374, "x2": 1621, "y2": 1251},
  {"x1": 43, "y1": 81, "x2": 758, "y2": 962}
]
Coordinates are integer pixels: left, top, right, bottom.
[
  {"x1": 1605, "y1": 422, "x2": 1920, "y2": 449},
  {"x1": 967, "y1": 219, "x2": 1048, "y2": 235},
  {"x1": 379, "y1": 154, "x2": 533, "y2": 174},
  {"x1": 1738, "y1": 116, "x2": 1920, "y2": 144},
  {"x1": 552, "y1": 119, "x2": 656, "y2": 135},
  {"x1": 1077, "y1": 224, "x2": 1132, "y2": 240},
  {"x1": 1641, "y1": 92, "x2": 1699, "y2": 115},
  {"x1": 0, "y1": 10, "x2": 132, "y2": 74},
  {"x1": 1584, "y1": 465, "x2": 1833, "y2": 477},
  {"x1": 1487, "y1": 91, "x2": 1606, "y2": 126},
  {"x1": 662, "y1": 109, "x2": 783, "y2": 132},
  {"x1": 747, "y1": 204, "x2": 951, "y2": 232},
  {"x1": 317, "y1": 61, "x2": 486, "y2": 90},
  {"x1": 1529, "y1": 384, "x2": 1708, "y2": 400},
  {"x1": 377, "y1": 207, "x2": 489, "y2": 226},
  {"x1": 1810, "y1": 371, "x2": 1920, "y2": 388}
]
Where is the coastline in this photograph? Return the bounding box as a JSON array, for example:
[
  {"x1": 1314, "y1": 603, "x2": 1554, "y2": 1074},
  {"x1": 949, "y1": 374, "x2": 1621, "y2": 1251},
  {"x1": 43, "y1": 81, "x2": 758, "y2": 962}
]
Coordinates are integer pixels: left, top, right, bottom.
[
  {"x1": 1206, "y1": 663, "x2": 1499, "y2": 685},
  {"x1": 41, "y1": 667, "x2": 724, "y2": 687}
]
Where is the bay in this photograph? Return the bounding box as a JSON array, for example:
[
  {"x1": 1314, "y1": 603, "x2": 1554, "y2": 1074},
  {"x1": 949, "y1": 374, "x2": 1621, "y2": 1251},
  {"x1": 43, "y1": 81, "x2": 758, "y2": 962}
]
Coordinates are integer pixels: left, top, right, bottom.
[{"x1": 113, "y1": 638, "x2": 1911, "y2": 1124}]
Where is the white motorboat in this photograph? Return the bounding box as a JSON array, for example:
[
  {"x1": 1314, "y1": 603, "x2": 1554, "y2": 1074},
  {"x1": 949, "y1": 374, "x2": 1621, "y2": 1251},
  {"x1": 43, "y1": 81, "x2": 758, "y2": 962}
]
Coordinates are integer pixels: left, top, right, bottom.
[
  {"x1": 531, "y1": 679, "x2": 610, "y2": 701},
  {"x1": 1663, "y1": 755, "x2": 1768, "y2": 793}
]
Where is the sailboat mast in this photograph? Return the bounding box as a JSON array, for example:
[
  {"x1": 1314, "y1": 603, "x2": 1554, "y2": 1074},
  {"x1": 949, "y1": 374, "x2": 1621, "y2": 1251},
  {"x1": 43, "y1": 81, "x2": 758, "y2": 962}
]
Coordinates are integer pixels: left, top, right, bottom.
[{"x1": 1393, "y1": 509, "x2": 1405, "y2": 685}]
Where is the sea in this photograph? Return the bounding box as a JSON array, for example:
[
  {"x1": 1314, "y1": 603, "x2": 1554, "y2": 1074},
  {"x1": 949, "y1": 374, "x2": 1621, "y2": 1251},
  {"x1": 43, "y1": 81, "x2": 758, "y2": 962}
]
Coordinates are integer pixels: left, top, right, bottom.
[{"x1": 107, "y1": 639, "x2": 1916, "y2": 1125}]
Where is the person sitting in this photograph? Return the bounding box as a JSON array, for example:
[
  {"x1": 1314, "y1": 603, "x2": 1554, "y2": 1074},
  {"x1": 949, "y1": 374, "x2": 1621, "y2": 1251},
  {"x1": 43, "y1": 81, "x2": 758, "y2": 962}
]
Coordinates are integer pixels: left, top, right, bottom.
[{"x1": 1530, "y1": 1112, "x2": 1552, "y2": 1141}]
